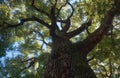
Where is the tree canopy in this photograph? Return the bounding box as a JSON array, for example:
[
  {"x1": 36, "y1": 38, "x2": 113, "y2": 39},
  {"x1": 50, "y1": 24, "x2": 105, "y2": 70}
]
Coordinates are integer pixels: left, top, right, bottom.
[{"x1": 0, "y1": 0, "x2": 120, "y2": 78}]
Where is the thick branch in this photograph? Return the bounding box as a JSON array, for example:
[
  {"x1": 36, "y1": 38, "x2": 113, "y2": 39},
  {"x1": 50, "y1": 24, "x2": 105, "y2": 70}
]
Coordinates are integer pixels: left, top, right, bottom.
[
  {"x1": 78, "y1": 8, "x2": 118, "y2": 55},
  {"x1": 66, "y1": 20, "x2": 92, "y2": 39}
]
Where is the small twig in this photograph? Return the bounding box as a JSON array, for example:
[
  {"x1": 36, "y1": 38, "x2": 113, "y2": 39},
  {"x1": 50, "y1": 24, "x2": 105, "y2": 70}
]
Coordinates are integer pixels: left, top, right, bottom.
[
  {"x1": 31, "y1": 0, "x2": 49, "y2": 17},
  {"x1": 38, "y1": 32, "x2": 50, "y2": 46},
  {"x1": 3, "y1": 16, "x2": 51, "y2": 29},
  {"x1": 57, "y1": 1, "x2": 74, "y2": 22},
  {"x1": 56, "y1": 1, "x2": 67, "y2": 18},
  {"x1": 87, "y1": 55, "x2": 95, "y2": 62},
  {"x1": 21, "y1": 57, "x2": 37, "y2": 70},
  {"x1": 98, "y1": 64, "x2": 109, "y2": 77}
]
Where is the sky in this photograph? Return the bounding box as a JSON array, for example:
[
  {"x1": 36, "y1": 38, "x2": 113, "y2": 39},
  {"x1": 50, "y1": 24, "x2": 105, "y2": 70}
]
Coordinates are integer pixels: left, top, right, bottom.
[{"x1": 0, "y1": 42, "x2": 22, "y2": 67}]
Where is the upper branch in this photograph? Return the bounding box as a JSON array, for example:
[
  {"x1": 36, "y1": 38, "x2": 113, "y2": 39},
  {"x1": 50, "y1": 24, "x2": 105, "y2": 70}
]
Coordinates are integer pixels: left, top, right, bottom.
[
  {"x1": 67, "y1": 2, "x2": 74, "y2": 20},
  {"x1": 78, "y1": 8, "x2": 119, "y2": 55},
  {"x1": 5, "y1": 18, "x2": 37, "y2": 28},
  {"x1": 4, "y1": 16, "x2": 51, "y2": 29},
  {"x1": 57, "y1": 1, "x2": 74, "y2": 22},
  {"x1": 66, "y1": 20, "x2": 92, "y2": 39}
]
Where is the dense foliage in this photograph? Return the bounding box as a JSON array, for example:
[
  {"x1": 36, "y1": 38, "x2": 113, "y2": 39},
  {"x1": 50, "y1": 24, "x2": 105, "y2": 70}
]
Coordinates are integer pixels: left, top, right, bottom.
[{"x1": 0, "y1": 0, "x2": 120, "y2": 78}]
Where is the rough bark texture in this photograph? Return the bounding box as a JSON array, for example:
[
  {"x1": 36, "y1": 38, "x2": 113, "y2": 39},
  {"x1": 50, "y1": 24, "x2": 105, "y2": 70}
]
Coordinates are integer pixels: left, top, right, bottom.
[
  {"x1": 43, "y1": 7, "x2": 119, "y2": 78},
  {"x1": 43, "y1": 38, "x2": 97, "y2": 78},
  {"x1": 43, "y1": 39, "x2": 72, "y2": 78}
]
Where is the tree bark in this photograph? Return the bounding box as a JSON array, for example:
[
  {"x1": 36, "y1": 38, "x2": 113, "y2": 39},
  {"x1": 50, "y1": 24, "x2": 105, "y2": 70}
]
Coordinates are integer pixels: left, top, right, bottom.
[
  {"x1": 43, "y1": 4, "x2": 119, "y2": 78},
  {"x1": 43, "y1": 38, "x2": 97, "y2": 78}
]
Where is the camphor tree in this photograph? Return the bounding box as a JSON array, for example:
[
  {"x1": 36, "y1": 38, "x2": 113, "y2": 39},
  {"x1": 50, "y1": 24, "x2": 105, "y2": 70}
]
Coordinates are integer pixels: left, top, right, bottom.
[{"x1": 0, "y1": 0, "x2": 120, "y2": 78}]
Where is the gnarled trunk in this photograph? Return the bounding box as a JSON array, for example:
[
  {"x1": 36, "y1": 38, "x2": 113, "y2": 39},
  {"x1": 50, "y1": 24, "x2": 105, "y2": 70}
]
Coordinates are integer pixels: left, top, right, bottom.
[
  {"x1": 43, "y1": 5, "x2": 118, "y2": 78},
  {"x1": 43, "y1": 38, "x2": 97, "y2": 78}
]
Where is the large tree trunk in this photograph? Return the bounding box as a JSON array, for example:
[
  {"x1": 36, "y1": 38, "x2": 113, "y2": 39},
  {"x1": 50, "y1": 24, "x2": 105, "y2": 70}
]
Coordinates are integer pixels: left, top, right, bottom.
[
  {"x1": 43, "y1": 7, "x2": 118, "y2": 78},
  {"x1": 70, "y1": 45, "x2": 96, "y2": 78},
  {"x1": 43, "y1": 38, "x2": 97, "y2": 78}
]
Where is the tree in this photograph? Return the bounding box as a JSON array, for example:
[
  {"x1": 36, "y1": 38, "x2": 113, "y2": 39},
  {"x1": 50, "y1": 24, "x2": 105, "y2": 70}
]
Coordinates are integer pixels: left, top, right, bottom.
[{"x1": 0, "y1": 0, "x2": 120, "y2": 78}]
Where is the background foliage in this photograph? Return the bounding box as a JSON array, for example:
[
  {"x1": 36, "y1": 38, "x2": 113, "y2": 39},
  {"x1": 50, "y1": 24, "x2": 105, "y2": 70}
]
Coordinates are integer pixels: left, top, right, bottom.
[{"x1": 0, "y1": 0, "x2": 120, "y2": 78}]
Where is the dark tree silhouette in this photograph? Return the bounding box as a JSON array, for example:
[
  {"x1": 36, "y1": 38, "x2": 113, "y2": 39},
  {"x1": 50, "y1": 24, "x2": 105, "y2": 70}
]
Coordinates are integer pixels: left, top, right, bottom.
[{"x1": 1, "y1": 0, "x2": 120, "y2": 78}]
